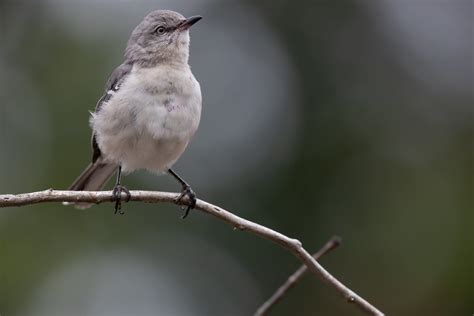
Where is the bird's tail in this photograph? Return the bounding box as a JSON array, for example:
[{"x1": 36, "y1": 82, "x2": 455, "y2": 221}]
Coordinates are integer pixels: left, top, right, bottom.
[{"x1": 65, "y1": 160, "x2": 117, "y2": 209}]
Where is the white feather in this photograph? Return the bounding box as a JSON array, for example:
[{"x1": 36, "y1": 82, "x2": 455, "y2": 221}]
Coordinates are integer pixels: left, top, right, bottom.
[{"x1": 91, "y1": 63, "x2": 202, "y2": 173}]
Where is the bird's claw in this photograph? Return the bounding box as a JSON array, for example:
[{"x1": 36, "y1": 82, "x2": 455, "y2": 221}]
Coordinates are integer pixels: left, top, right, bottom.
[
  {"x1": 176, "y1": 185, "x2": 196, "y2": 219},
  {"x1": 112, "y1": 185, "x2": 131, "y2": 214}
]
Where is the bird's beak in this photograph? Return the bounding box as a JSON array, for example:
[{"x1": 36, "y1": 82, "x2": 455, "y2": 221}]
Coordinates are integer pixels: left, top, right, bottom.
[{"x1": 179, "y1": 16, "x2": 202, "y2": 31}]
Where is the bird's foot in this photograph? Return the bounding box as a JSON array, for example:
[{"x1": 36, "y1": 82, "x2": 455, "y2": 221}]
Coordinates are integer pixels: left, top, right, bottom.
[
  {"x1": 112, "y1": 185, "x2": 131, "y2": 215},
  {"x1": 175, "y1": 185, "x2": 196, "y2": 219}
]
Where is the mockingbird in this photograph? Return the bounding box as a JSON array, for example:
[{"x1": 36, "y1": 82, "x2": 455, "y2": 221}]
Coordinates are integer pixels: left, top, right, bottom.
[{"x1": 66, "y1": 10, "x2": 202, "y2": 218}]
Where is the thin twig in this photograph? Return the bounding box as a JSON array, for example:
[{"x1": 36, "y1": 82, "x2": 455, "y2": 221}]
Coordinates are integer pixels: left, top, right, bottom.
[
  {"x1": 255, "y1": 236, "x2": 342, "y2": 316},
  {"x1": 0, "y1": 189, "x2": 384, "y2": 315}
]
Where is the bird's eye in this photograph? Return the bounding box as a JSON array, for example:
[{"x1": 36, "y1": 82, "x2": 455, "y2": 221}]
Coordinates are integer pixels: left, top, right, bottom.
[{"x1": 155, "y1": 26, "x2": 166, "y2": 35}]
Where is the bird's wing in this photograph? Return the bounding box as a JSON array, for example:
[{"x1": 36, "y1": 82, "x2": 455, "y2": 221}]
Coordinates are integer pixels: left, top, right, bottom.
[{"x1": 91, "y1": 62, "x2": 133, "y2": 162}]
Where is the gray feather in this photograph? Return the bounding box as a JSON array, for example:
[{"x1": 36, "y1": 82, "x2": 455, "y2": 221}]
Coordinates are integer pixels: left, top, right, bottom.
[
  {"x1": 65, "y1": 160, "x2": 117, "y2": 209},
  {"x1": 92, "y1": 62, "x2": 133, "y2": 162}
]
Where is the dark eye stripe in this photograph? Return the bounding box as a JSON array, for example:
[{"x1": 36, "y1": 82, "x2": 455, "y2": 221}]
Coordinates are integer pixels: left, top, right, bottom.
[{"x1": 153, "y1": 23, "x2": 180, "y2": 34}]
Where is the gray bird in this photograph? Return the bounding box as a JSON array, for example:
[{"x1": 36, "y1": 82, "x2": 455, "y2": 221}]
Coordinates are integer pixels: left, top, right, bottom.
[{"x1": 66, "y1": 10, "x2": 202, "y2": 218}]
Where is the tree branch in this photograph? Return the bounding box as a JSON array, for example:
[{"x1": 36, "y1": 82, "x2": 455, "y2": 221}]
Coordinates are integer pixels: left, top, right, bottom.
[
  {"x1": 0, "y1": 189, "x2": 384, "y2": 315},
  {"x1": 255, "y1": 236, "x2": 342, "y2": 316}
]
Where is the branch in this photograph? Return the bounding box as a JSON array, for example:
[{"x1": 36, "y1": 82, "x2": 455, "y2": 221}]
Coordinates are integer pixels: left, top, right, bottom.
[
  {"x1": 0, "y1": 189, "x2": 384, "y2": 315},
  {"x1": 255, "y1": 236, "x2": 342, "y2": 316}
]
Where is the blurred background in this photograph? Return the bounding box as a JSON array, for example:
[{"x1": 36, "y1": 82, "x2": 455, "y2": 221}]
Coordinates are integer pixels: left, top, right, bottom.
[{"x1": 0, "y1": 0, "x2": 472, "y2": 315}]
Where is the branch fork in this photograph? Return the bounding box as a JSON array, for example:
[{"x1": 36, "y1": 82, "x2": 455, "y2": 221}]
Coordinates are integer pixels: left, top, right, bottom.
[{"x1": 0, "y1": 189, "x2": 384, "y2": 315}]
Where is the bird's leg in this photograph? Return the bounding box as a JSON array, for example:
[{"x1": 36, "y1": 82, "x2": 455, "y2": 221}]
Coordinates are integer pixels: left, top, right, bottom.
[
  {"x1": 168, "y1": 168, "x2": 196, "y2": 219},
  {"x1": 112, "y1": 165, "x2": 131, "y2": 214}
]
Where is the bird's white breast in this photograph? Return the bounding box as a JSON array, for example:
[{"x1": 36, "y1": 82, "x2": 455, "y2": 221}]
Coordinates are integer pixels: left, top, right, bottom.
[{"x1": 91, "y1": 64, "x2": 202, "y2": 173}]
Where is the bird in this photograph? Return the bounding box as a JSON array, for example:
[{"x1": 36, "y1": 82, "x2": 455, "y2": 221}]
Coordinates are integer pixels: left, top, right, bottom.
[{"x1": 65, "y1": 10, "x2": 203, "y2": 218}]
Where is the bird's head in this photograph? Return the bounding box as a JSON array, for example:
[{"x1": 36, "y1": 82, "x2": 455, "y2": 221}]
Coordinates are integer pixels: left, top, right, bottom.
[{"x1": 125, "y1": 10, "x2": 202, "y2": 66}]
